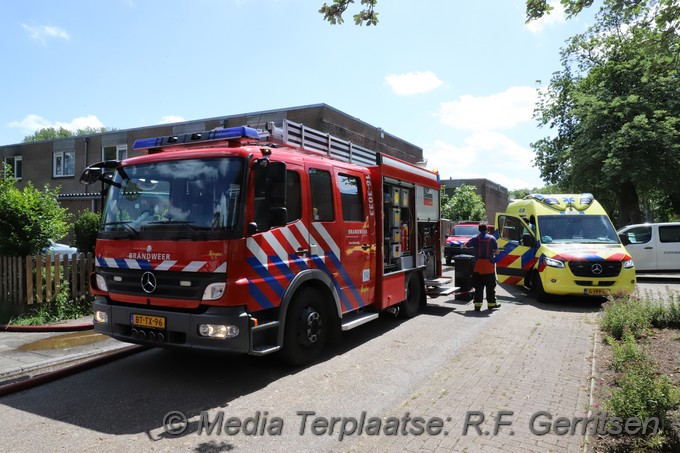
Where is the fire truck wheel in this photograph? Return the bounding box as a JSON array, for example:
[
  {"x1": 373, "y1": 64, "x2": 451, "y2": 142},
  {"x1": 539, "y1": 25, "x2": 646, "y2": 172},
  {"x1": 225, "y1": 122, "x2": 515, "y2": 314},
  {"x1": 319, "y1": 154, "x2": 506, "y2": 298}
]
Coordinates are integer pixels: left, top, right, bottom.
[
  {"x1": 532, "y1": 273, "x2": 549, "y2": 304},
  {"x1": 399, "y1": 275, "x2": 422, "y2": 318},
  {"x1": 281, "y1": 287, "x2": 329, "y2": 366}
]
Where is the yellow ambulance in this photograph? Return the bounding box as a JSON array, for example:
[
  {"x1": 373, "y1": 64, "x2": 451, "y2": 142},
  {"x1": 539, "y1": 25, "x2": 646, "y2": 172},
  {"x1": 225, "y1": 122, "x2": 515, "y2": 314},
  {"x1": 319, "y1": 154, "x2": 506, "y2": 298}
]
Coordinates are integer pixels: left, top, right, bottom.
[{"x1": 494, "y1": 193, "x2": 636, "y2": 302}]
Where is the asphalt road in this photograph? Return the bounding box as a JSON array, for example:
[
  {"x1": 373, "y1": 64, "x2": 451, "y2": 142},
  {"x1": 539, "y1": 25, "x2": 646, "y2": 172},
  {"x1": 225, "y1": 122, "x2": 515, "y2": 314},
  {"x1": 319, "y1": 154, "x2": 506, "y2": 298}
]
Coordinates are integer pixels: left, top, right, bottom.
[{"x1": 0, "y1": 272, "x2": 677, "y2": 452}]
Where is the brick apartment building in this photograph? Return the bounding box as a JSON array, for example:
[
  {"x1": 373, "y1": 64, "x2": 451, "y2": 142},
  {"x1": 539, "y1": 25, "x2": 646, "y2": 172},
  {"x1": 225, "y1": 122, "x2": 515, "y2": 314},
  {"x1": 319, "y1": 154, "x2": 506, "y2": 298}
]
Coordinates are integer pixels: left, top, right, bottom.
[
  {"x1": 1, "y1": 103, "x2": 507, "y2": 243},
  {"x1": 1, "y1": 104, "x2": 424, "y2": 242},
  {"x1": 440, "y1": 177, "x2": 509, "y2": 225}
]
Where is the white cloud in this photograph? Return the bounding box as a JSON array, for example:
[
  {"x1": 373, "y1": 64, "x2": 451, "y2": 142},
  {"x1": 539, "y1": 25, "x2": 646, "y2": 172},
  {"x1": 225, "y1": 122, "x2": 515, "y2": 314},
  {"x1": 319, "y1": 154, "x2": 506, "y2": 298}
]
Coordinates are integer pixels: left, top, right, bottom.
[
  {"x1": 425, "y1": 139, "x2": 478, "y2": 176},
  {"x1": 160, "y1": 115, "x2": 185, "y2": 124},
  {"x1": 385, "y1": 71, "x2": 443, "y2": 96},
  {"x1": 21, "y1": 23, "x2": 70, "y2": 43},
  {"x1": 8, "y1": 114, "x2": 104, "y2": 134},
  {"x1": 526, "y1": 0, "x2": 566, "y2": 34},
  {"x1": 424, "y1": 131, "x2": 543, "y2": 190},
  {"x1": 439, "y1": 86, "x2": 538, "y2": 131}
]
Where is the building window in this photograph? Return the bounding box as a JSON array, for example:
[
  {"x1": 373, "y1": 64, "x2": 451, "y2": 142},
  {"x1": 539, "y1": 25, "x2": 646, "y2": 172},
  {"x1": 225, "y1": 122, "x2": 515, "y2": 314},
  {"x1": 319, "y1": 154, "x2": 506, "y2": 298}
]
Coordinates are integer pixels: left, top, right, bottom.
[
  {"x1": 3, "y1": 156, "x2": 22, "y2": 179},
  {"x1": 53, "y1": 151, "x2": 75, "y2": 177},
  {"x1": 102, "y1": 144, "x2": 127, "y2": 161}
]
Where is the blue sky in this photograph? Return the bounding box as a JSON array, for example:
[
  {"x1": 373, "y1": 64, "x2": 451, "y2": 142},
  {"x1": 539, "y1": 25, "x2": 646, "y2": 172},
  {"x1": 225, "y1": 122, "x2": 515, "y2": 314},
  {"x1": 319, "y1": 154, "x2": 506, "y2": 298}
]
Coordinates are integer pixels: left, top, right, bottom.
[{"x1": 1, "y1": 0, "x2": 599, "y2": 190}]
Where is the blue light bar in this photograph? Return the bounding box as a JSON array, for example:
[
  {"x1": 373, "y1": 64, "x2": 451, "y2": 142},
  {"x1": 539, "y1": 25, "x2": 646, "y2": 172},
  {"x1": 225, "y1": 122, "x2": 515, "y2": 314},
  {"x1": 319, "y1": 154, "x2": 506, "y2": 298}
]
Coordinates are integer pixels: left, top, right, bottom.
[
  {"x1": 580, "y1": 193, "x2": 594, "y2": 204},
  {"x1": 133, "y1": 126, "x2": 261, "y2": 151}
]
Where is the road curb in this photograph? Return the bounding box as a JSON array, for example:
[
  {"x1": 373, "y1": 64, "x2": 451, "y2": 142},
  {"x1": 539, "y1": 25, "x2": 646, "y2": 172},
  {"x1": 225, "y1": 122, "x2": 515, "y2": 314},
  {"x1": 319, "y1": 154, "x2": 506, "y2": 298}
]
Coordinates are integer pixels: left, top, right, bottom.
[
  {"x1": 0, "y1": 323, "x2": 94, "y2": 333},
  {"x1": 0, "y1": 344, "x2": 143, "y2": 397}
]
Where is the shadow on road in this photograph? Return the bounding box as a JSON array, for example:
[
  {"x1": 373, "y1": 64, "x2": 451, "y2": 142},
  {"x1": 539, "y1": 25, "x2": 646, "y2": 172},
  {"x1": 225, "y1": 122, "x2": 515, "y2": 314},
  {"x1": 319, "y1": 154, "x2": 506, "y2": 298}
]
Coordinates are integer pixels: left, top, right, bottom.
[{"x1": 0, "y1": 312, "x2": 413, "y2": 438}]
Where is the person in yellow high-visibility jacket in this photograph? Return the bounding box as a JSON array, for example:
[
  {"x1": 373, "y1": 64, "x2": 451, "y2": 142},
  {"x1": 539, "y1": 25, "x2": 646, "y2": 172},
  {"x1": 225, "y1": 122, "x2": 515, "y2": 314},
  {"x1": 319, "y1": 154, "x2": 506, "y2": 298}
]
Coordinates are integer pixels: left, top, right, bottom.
[{"x1": 465, "y1": 223, "x2": 500, "y2": 312}]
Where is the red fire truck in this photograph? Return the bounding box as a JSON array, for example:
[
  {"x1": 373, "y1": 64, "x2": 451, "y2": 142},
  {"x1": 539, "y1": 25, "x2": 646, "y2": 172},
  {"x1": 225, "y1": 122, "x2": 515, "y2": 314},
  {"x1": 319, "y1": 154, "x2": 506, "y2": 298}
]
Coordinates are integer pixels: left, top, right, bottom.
[{"x1": 81, "y1": 120, "x2": 451, "y2": 365}]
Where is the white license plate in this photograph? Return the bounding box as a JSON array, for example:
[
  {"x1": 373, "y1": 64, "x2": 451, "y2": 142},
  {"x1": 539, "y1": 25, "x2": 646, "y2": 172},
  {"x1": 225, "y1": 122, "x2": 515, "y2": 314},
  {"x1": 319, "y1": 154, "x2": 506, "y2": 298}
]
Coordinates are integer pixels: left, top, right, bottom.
[{"x1": 585, "y1": 288, "x2": 609, "y2": 296}]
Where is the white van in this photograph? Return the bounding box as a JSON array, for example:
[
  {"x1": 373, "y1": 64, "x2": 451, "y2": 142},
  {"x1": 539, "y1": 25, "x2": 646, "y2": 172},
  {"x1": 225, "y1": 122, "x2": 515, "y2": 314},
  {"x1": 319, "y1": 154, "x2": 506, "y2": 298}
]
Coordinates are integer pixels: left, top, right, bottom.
[{"x1": 618, "y1": 222, "x2": 680, "y2": 272}]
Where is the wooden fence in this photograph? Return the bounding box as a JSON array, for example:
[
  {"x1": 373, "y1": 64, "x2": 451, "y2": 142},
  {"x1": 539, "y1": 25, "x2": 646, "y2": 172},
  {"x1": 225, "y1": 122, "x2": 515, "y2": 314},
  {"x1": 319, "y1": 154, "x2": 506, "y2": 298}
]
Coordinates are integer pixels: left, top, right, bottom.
[{"x1": 0, "y1": 253, "x2": 95, "y2": 306}]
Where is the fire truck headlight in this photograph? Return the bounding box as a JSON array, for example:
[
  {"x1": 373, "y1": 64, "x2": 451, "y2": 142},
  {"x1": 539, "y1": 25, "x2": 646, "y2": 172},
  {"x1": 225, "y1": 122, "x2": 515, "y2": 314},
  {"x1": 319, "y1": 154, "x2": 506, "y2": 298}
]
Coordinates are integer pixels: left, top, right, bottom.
[
  {"x1": 93, "y1": 310, "x2": 109, "y2": 324},
  {"x1": 95, "y1": 274, "x2": 108, "y2": 291},
  {"x1": 198, "y1": 324, "x2": 239, "y2": 339},
  {"x1": 544, "y1": 257, "x2": 565, "y2": 268},
  {"x1": 623, "y1": 259, "x2": 635, "y2": 269},
  {"x1": 202, "y1": 283, "x2": 226, "y2": 300}
]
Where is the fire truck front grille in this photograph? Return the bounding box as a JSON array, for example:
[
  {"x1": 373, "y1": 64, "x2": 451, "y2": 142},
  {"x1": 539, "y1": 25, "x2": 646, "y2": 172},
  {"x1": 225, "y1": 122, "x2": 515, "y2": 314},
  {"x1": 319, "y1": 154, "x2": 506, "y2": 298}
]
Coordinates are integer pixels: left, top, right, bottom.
[
  {"x1": 97, "y1": 268, "x2": 226, "y2": 300},
  {"x1": 568, "y1": 261, "x2": 622, "y2": 278}
]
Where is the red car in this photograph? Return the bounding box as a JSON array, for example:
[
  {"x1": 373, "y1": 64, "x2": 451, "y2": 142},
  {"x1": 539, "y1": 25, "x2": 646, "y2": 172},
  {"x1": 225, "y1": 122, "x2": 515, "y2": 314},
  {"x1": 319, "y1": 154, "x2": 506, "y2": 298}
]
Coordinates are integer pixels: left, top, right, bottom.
[{"x1": 444, "y1": 222, "x2": 494, "y2": 265}]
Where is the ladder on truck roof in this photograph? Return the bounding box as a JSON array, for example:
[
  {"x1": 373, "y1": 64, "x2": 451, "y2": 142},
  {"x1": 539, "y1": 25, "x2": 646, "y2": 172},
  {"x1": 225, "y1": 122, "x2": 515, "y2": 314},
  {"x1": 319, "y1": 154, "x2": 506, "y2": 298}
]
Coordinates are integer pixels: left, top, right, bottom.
[{"x1": 266, "y1": 120, "x2": 379, "y2": 167}]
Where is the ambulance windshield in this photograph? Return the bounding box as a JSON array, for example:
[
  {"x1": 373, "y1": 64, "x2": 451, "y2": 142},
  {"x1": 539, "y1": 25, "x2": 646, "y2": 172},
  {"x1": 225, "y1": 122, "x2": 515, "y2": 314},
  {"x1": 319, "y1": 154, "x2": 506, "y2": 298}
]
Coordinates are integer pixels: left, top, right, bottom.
[
  {"x1": 538, "y1": 215, "x2": 619, "y2": 244},
  {"x1": 100, "y1": 157, "x2": 245, "y2": 240}
]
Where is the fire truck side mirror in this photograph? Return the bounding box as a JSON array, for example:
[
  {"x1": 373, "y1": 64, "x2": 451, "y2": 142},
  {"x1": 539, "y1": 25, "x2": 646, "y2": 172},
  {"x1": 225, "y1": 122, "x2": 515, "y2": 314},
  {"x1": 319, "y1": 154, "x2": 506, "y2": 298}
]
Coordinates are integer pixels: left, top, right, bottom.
[
  {"x1": 268, "y1": 162, "x2": 286, "y2": 208},
  {"x1": 267, "y1": 162, "x2": 287, "y2": 227},
  {"x1": 270, "y1": 207, "x2": 287, "y2": 227},
  {"x1": 80, "y1": 160, "x2": 121, "y2": 185},
  {"x1": 80, "y1": 166, "x2": 104, "y2": 185}
]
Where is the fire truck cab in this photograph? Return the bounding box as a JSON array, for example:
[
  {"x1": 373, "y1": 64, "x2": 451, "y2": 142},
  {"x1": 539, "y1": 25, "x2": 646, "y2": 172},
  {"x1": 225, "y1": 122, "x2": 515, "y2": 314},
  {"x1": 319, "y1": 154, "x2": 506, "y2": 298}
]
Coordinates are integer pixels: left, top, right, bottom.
[{"x1": 81, "y1": 120, "x2": 451, "y2": 365}]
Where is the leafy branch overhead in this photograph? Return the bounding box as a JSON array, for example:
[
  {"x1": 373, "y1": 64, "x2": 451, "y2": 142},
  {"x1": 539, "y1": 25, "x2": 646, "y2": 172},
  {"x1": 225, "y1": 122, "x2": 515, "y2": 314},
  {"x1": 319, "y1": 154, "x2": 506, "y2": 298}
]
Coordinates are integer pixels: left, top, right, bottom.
[
  {"x1": 319, "y1": 0, "x2": 378, "y2": 26},
  {"x1": 320, "y1": 1, "x2": 678, "y2": 27}
]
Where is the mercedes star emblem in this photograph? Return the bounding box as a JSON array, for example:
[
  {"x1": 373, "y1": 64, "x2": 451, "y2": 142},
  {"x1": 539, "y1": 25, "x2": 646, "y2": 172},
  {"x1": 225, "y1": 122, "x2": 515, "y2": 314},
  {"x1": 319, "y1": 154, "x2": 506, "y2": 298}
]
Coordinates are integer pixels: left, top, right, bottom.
[
  {"x1": 141, "y1": 271, "x2": 157, "y2": 293},
  {"x1": 591, "y1": 263, "x2": 603, "y2": 275}
]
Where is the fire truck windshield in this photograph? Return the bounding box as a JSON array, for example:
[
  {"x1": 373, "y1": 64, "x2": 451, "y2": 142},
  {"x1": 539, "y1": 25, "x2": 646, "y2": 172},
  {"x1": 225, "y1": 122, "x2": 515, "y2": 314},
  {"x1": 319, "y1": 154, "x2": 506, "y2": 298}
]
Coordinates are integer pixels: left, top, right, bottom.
[{"x1": 100, "y1": 157, "x2": 245, "y2": 240}]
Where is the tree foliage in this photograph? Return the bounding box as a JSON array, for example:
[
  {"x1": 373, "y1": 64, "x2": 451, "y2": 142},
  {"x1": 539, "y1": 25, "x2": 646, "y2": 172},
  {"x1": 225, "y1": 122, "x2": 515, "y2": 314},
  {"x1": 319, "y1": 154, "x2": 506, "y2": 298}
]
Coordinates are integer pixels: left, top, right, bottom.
[
  {"x1": 527, "y1": 0, "x2": 680, "y2": 29},
  {"x1": 74, "y1": 210, "x2": 100, "y2": 254},
  {"x1": 509, "y1": 183, "x2": 564, "y2": 201},
  {"x1": 532, "y1": 1, "x2": 680, "y2": 225},
  {"x1": 319, "y1": 0, "x2": 378, "y2": 25},
  {"x1": 441, "y1": 184, "x2": 486, "y2": 222},
  {"x1": 319, "y1": 0, "x2": 679, "y2": 27},
  {"x1": 23, "y1": 126, "x2": 112, "y2": 143},
  {"x1": 0, "y1": 164, "x2": 70, "y2": 256}
]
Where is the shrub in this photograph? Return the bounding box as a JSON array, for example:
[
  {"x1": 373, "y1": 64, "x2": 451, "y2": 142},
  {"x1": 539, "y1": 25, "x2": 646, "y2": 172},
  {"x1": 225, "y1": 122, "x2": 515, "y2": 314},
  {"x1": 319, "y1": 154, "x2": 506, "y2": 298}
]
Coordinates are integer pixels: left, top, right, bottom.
[
  {"x1": 608, "y1": 333, "x2": 648, "y2": 372},
  {"x1": 8, "y1": 286, "x2": 92, "y2": 326},
  {"x1": 601, "y1": 293, "x2": 653, "y2": 340},
  {"x1": 606, "y1": 363, "x2": 679, "y2": 427},
  {"x1": 74, "y1": 210, "x2": 101, "y2": 253},
  {"x1": 0, "y1": 164, "x2": 70, "y2": 256},
  {"x1": 650, "y1": 291, "x2": 680, "y2": 329}
]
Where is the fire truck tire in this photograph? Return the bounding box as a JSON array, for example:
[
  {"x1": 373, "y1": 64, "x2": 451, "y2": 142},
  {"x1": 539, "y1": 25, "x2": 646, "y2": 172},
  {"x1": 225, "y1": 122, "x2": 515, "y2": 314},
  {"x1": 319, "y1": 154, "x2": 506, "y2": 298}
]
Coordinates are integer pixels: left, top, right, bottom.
[
  {"x1": 280, "y1": 287, "x2": 329, "y2": 366},
  {"x1": 399, "y1": 275, "x2": 422, "y2": 318},
  {"x1": 532, "y1": 273, "x2": 549, "y2": 304}
]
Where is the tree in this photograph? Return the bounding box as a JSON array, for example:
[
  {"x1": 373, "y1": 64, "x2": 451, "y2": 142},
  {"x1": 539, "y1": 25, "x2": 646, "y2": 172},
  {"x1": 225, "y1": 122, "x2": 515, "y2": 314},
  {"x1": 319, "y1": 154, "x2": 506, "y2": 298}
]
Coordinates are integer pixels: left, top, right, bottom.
[
  {"x1": 320, "y1": 0, "x2": 679, "y2": 27},
  {"x1": 509, "y1": 184, "x2": 564, "y2": 201},
  {"x1": 0, "y1": 164, "x2": 70, "y2": 256},
  {"x1": 532, "y1": 2, "x2": 680, "y2": 225},
  {"x1": 23, "y1": 126, "x2": 112, "y2": 143},
  {"x1": 74, "y1": 210, "x2": 100, "y2": 254},
  {"x1": 319, "y1": 0, "x2": 378, "y2": 25},
  {"x1": 526, "y1": 0, "x2": 680, "y2": 30},
  {"x1": 441, "y1": 184, "x2": 486, "y2": 221}
]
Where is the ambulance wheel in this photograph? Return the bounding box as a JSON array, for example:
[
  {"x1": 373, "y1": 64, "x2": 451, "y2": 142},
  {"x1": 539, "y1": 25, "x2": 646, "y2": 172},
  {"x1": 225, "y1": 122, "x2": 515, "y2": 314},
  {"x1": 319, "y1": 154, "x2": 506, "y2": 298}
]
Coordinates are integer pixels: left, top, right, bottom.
[
  {"x1": 532, "y1": 273, "x2": 549, "y2": 304},
  {"x1": 281, "y1": 287, "x2": 329, "y2": 366},
  {"x1": 399, "y1": 275, "x2": 422, "y2": 318}
]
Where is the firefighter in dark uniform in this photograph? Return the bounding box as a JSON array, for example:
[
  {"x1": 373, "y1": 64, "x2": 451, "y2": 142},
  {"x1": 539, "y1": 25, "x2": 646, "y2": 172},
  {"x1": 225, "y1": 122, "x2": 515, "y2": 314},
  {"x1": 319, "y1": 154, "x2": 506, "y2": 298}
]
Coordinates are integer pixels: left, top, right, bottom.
[{"x1": 465, "y1": 223, "x2": 500, "y2": 311}]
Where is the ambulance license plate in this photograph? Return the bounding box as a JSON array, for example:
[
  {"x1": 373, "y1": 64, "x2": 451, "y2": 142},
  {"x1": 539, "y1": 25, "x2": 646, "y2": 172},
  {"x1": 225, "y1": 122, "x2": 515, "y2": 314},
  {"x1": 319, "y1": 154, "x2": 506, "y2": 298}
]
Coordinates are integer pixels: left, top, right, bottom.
[
  {"x1": 131, "y1": 314, "x2": 166, "y2": 329},
  {"x1": 585, "y1": 288, "x2": 609, "y2": 296}
]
